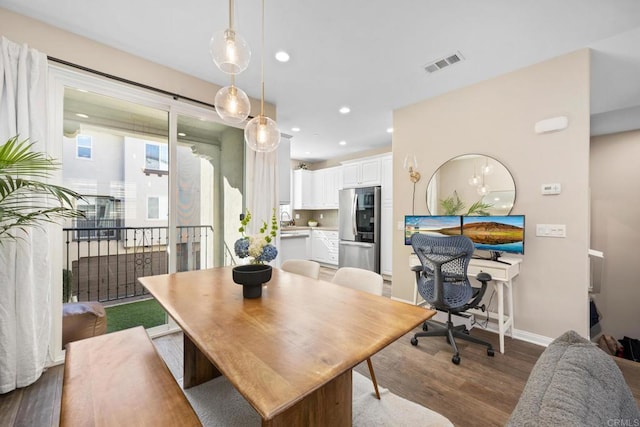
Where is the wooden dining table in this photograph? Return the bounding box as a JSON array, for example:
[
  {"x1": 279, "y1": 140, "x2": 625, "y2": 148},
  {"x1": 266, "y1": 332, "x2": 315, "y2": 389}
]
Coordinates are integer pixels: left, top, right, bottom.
[{"x1": 138, "y1": 266, "x2": 435, "y2": 426}]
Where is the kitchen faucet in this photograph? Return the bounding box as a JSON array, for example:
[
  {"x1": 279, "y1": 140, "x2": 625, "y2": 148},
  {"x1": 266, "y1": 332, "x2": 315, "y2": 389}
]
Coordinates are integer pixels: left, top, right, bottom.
[{"x1": 280, "y1": 211, "x2": 292, "y2": 227}]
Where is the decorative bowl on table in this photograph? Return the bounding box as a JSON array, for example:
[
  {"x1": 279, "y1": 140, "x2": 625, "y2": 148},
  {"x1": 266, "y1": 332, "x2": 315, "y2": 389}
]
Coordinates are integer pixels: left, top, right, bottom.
[
  {"x1": 308, "y1": 220, "x2": 318, "y2": 227},
  {"x1": 232, "y1": 264, "x2": 273, "y2": 298}
]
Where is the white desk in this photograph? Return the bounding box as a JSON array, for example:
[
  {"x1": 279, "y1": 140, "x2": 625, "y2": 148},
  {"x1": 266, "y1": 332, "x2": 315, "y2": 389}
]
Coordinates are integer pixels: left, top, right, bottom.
[{"x1": 409, "y1": 255, "x2": 522, "y2": 354}]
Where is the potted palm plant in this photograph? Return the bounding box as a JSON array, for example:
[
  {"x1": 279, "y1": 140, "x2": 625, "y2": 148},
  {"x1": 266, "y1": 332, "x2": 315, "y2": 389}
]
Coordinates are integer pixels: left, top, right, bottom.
[{"x1": 0, "y1": 135, "x2": 84, "y2": 241}]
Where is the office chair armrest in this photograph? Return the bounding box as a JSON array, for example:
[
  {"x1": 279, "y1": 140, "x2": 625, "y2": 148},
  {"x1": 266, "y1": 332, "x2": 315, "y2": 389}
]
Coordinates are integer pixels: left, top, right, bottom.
[
  {"x1": 465, "y1": 272, "x2": 492, "y2": 311},
  {"x1": 476, "y1": 271, "x2": 492, "y2": 283},
  {"x1": 410, "y1": 265, "x2": 423, "y2": 272}
]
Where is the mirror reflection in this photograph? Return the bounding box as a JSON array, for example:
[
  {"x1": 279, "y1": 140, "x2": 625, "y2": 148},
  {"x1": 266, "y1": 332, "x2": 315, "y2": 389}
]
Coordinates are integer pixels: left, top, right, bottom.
[{"x1": 426, "y1": 154, "x2": 515, "y2": 216}]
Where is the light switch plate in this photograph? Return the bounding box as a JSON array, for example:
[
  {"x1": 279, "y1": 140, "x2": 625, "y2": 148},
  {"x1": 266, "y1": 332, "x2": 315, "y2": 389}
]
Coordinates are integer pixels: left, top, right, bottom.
[
  {"x1": 536, "y1": 224, "x2": 566, "y2": 238},
  {"x1": 541, "y1": 183, "x2": 561, "y2": 195}
]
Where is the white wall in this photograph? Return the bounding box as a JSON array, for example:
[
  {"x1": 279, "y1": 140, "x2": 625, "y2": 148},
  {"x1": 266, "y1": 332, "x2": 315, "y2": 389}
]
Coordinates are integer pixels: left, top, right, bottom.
[
  {"x1": 0, "y1": 7, "x2": 274, "y2": 120},
  {"x1": 393, "y1": 50, "x2": 592, "y2": 341}
]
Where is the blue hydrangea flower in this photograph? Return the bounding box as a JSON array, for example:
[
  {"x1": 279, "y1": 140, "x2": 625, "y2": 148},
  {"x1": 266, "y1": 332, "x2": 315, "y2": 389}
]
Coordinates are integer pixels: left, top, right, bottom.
[
  {"x1": 234, "y1": 238, "x2": 249, "y2": 258},
  {"x1": 258, "y1": 244, "x2": 278, "y2": 263}
]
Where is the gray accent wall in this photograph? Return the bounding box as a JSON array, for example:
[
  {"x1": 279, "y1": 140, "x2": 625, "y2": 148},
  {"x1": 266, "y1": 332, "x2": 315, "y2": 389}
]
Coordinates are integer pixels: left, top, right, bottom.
[{"x1": 590, "y1": 129, "x2": 640, "y2": 340}]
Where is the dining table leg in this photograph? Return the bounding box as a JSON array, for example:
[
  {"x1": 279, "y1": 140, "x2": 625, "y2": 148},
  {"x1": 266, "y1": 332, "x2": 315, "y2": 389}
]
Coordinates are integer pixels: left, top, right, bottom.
[
  {"x1": 262, "y1": 369, "x2": 352, "y2": 427},
  {"x1": 183, "y1": 333, "x2": 222, "y2": 388}
]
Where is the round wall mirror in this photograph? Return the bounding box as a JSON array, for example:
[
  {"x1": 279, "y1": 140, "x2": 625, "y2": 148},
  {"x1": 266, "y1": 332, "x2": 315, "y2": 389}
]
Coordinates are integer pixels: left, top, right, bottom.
[{"x1": 426, "y1": 154, "x2": 515, "y2": 216}]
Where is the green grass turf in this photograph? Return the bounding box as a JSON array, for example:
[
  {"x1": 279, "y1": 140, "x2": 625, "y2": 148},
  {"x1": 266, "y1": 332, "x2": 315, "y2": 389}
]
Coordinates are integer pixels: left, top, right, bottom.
[{"x1": 104, "y1": 299, "x2": 166, "y2": 333}]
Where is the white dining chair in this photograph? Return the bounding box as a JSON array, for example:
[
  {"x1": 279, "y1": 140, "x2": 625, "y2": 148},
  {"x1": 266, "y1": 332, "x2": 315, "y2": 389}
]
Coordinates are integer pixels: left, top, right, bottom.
[
  {"x1": 280, "y1": 259, "x2": 321, "y2": 280},
  {"x1": 332, "y1": 267, "x2": 384, "y2": 399}
]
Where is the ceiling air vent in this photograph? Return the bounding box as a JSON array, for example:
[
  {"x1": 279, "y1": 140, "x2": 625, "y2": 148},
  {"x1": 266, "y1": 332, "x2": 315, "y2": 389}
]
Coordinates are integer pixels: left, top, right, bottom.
[{"x1": 424, "y1": 51, "x2": 464, "y2": 74}]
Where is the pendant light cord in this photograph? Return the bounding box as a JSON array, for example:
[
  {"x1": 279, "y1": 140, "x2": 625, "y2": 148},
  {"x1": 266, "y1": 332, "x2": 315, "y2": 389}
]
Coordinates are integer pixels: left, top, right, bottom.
[
  {"x1": 260, "y1": 0, "x2": 265, "y2": 117},
  {"x1": 229, "y1": 0, "x2": 234, "y2": 30}
]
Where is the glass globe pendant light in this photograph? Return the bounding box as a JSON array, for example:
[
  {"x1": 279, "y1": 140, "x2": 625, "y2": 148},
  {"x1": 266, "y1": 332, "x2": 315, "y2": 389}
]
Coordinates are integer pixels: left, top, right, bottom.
[
  {"x1": 480, "y1": 157, "x2": 494, "y2": 176},
  {"x1": 210, "y1": 0, "x2": 251, "y2": 75},
  {"x1": 477, "y1": 172, "x2": 490, "y2": 196},
  {"x1": 214, "y1": 74, "x2": 250, "y2": 123},
  {"x1": 468, "y1": 163, "x2": 480, "y2": 186},
  {"x1": 245, "y1": 0, "x2": 281, "y2": 152}
]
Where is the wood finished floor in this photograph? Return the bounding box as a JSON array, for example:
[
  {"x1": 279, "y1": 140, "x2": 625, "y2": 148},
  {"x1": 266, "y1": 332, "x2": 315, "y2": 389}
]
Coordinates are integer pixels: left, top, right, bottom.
[{"x1": 2, "y1": 267, "x2": 639, "y2": 426}]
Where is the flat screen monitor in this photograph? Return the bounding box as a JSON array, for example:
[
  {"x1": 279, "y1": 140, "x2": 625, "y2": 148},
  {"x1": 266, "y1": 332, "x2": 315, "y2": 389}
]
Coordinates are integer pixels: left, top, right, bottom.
[
  {"x1": 461, "y1": 215, "x2": 525, "y2": 255},
  {"x1": 404, "y1": 215, "x2": 462, "y2": 245}
]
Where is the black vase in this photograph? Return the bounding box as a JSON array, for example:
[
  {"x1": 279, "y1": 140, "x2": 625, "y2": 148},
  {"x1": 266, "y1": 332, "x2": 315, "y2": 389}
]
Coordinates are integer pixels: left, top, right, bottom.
[{"x1": 232, "y1": 264, "x2": 273, "y2": 298}]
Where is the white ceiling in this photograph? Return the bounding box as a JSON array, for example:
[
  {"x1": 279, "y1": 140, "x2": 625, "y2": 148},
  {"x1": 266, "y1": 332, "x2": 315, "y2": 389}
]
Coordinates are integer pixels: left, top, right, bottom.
[{"x1": 3, "y1": 0, "x2": 640, "y2": 162}]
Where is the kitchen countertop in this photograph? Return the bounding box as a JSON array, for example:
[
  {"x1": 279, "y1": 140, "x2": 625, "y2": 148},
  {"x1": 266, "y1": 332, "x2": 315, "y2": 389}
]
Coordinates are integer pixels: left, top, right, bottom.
[{"x1": 281, "y1": 226, "x2": 339, "y2": 232}]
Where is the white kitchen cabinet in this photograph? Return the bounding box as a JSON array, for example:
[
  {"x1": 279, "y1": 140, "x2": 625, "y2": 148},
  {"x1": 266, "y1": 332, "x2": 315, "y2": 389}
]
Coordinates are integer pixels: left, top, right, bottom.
[
  {"x1": 380, "y1": 204, "x2": 393, "y2": 276},
  {"x1": 293, "y1": 167, "x2": 341, "y2": 209},
  {"x1": 381, "y1": 155, "x2": 392, "y2": 205},
  {"x1": 341, "y1": 158, "x2": 381, "y2": 188},
  {"x1": 311, "y1": 229, "x2": 339, "y2": 265},
  {"x1": 323, "y1": 167, "x2": 341, "y2": 208},
  {"x1": 278, "y1": 231, "x2": 311, "y2": 266},
  {"x1": 312, "y1": 169, "x2": 324, "y2": 208},
  {"x1": 380, "y1": 154, "x2": 393, "y2": 276},
  {"x1": 293, "y1": 169, "x2": 314, "y2": 209}
]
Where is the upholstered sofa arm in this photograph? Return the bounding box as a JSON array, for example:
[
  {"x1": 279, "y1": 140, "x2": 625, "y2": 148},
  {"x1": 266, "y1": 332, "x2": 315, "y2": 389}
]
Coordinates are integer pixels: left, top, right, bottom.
[{"x1": 507, "y1": 330, "x2": 640, "y2": 426}]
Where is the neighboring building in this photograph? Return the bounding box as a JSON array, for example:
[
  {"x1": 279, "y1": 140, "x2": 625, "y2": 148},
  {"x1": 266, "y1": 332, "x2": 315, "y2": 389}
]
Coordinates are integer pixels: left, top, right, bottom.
[{"x1": 61, "y1": 127, "x2": 211, "y2": 302}]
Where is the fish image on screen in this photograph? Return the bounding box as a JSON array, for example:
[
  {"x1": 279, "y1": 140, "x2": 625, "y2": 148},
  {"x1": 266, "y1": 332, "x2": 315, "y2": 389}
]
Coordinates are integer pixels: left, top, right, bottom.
[
  {"x1": 461, "y1": 215, "x2": 525, "y2": 254},
  {"x1": 404, "y1": 216, "x2": 462, "y2": 245}
]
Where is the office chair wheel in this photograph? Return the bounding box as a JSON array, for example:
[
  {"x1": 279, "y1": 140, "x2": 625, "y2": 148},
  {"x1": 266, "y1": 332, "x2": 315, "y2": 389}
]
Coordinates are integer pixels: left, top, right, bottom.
[
  {"x1": 463, "y1": 328, "x2": 470, "y2": 334},
  {"x1": 410, "y1": 337, "x2": 418, "y2": 346},
  {"x1": 452, "y1": 354, "x2": 461, "y2": 365},
  {"x1": 422, "y1": 323, "x2": 428, "y2": 331},
  {"x1": 487, "y1": 348, "x2": 495, "y2": 357}
]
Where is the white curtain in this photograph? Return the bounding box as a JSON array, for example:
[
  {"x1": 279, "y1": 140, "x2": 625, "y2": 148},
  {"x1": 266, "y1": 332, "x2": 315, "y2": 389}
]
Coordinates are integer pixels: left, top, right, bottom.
[
  {"x1": 0, "y1": 37, "x2": 51, "y2": 393},
  {"x1": 245, "y1": 149, "x2": 279, "y2": 239}
]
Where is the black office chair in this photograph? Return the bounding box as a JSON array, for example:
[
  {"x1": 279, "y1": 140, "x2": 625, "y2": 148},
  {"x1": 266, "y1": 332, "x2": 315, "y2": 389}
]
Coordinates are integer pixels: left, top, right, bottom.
[{"x1": 410, "y1": 233, "x2": 495, "y2": 364}]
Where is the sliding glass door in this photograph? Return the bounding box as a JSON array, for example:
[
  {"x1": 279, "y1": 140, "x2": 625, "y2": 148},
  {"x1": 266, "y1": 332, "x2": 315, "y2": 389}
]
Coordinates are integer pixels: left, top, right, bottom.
[
  {"x1": 61, "y1": 87, "x2": 172, "y2": 334},
  {"x1": 50, "y1": 66, "x2": 245, "y2": 360}
]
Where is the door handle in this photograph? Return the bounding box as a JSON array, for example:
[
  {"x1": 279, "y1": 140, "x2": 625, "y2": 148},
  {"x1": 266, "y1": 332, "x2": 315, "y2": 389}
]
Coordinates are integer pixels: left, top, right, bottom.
[
  {"x1": 339, "y1": 241, "x2": 372, "y2": 248},
  {"x1": 352, "y1": 194, "x2": 357, "y2": 236}
]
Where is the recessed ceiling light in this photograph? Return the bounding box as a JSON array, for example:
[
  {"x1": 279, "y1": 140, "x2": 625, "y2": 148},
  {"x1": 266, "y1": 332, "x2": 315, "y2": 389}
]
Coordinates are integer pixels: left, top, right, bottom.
[
  {"x1": 178, "y1": 132, "x2": 186, "y2": 137},
  {"x1": 291, "y1": 127, "x2": 300, "y2": 132},
  {"x1": 75, "y1": 113, "x2": 89, "y2": 119},
  {"x1": 275, "y1": 51, "x2": 290, "y2": 62},
  {"x1": 339, "y1": 106, "x2": 351, "y2": 114},
  {"x1": 339, "y1": 141, "x2": 347, "y2": 146},
  {"x1": 386, "y1": 127, "x2": 394, "y2": 133},
  {"x1": 305, "y1": 151, "x2": 311, "y2": 155}
]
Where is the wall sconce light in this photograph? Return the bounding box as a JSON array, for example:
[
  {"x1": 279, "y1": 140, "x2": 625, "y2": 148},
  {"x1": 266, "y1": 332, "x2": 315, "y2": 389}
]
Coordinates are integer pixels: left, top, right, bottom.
[
  {"x1": 404, "y1": 154, "x2": 421, "y2": 183},
  {"x1": 404, "y1": 155, "x2": 420, "y2": 214}
]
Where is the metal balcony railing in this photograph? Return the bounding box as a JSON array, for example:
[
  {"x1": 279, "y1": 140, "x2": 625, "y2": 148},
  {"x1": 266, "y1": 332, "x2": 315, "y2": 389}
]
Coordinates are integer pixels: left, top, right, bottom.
[{"x1": 63, "y1": 225, "x2": 214, "y2": 303}]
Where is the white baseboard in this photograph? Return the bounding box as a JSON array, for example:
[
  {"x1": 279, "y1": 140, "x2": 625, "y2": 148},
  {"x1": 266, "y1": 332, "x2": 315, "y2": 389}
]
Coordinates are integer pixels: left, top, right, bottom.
[
  {"x1": 474, "y1": 321, "x2": 553, "y2": 348},
  {"x1": 387, "y1": 297, "x2": 555, "y2": 348}
]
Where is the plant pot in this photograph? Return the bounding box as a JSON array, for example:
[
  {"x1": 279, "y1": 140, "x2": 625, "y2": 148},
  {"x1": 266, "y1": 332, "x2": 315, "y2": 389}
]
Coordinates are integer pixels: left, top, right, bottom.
[{"x1": 232, "y1": 264, "x2": 273, "y2": 298}]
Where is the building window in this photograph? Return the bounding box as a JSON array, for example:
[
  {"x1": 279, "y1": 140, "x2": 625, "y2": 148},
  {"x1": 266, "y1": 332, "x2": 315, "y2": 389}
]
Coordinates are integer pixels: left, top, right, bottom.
[
  {"x1": 74, "y1": 196, "x2": 122, "y2": 240},
  {"x1": 145, "y1": 143, "x2": 168, "y2": 172},
  {"x1": 147, "y1": 196, "x2": 168, "y2": 220},
  {"x1": 76, "y1": 135, "x2": 92, "y2": 159}
]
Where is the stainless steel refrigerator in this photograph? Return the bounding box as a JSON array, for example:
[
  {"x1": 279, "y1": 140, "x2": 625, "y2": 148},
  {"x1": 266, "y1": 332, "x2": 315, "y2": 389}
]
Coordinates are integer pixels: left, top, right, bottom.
[{"x1": 338, "y1": 186, "x2": 381, "y2": 273}]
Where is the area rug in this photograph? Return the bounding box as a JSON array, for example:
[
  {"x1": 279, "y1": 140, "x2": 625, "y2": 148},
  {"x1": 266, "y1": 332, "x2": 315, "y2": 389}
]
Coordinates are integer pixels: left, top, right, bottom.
[{"x1": 181, "y1": 371, "x2": 453, "y2": 426}]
